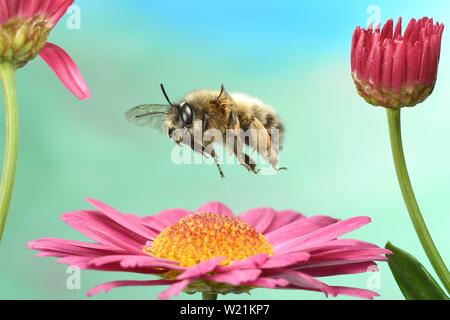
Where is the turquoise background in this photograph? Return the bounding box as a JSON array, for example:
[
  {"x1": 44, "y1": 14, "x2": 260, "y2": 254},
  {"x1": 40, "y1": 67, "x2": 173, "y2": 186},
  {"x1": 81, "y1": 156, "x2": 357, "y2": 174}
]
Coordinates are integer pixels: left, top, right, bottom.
[{"x1": 0, "y1": 0, "x2": 449, "y2": 300}]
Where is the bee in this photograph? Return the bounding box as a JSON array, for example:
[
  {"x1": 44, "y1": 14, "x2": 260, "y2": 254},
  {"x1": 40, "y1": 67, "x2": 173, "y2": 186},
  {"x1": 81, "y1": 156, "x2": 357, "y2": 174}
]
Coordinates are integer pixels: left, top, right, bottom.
[{"x1": 126, "y1": 84, "x2": 285, "y2": 178}]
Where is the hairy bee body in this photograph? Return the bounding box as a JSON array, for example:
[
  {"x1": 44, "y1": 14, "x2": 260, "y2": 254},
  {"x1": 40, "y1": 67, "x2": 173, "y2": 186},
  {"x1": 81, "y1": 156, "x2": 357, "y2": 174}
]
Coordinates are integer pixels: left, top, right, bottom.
[
  {"x1": 180, "y1": 89, "x2": 284, "y2": 146},
  {"x1": 127, "y1": 85, "x2": 286, "y2": 177}
]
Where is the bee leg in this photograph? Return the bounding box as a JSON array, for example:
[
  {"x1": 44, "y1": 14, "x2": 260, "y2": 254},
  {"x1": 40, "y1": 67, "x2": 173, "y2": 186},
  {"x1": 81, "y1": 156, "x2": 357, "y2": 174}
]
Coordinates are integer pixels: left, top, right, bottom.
[
  {"x1": 202, "y1": 143, "x2": 225, "y2": 178},
  {"x1": 231, "y1": 136, "x2": 260, "y2": 174},
  {"x1": 209, "y1": 148, "x2": 225, "y2": 179},
  {"x1": 268, "y1": 155, "x2": 288, "y2": 172},
  {"x1": 267, "y1": 129, "x2": 287, "y2": 172},
  {"x1": 248, "y1": 118, "x2": 281, "y2": 169},
  {"x1": 188, "y1": 139, "x2": 225, "y2": 179},
  {"x1": 201, "y1": 127, "x2": 225, "y2": 179},
  {"x1": 266, "y1": 152, "x2": 286, "y2": 171},
  {"x1": 202, "y1": 113, "x2": 209, "y2": 134},
  {"x1": 243, "y1": 153, "x2": 260, "y2": 174},
  {"x1": 227, "y1": 113, "x2": 259, "y2": 174}
]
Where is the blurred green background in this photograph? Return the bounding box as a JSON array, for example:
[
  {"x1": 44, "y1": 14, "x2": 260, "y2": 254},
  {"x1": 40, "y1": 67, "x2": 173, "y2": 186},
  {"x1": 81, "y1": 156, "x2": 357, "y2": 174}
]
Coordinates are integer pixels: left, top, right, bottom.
[{"x1": 0, "y1": 0, "x2": 449, "y2": 300}]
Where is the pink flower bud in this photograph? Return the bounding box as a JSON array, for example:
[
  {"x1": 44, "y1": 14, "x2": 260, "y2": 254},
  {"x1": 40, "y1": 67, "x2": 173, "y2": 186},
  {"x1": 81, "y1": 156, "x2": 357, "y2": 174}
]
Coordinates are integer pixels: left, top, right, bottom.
[{"x1": 351, "y1": 17, "x2": 444, "y2": 108}]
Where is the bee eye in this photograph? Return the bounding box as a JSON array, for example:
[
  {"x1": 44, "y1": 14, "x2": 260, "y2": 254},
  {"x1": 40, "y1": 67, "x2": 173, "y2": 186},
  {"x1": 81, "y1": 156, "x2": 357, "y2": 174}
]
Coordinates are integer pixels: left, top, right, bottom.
[{"x1": 180, "y1": 104, "x2": 193, "y2": 127}]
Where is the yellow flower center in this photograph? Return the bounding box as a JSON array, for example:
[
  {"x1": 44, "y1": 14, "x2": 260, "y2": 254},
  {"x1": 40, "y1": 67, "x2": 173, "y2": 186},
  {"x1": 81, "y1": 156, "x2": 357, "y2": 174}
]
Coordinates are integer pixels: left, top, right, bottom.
[
  {"x1": 0, "y1": 16, "x2": 52, "y2": 67},
  {"x1": 145, "y1": 213, "x2": 273, "y2": 267}
]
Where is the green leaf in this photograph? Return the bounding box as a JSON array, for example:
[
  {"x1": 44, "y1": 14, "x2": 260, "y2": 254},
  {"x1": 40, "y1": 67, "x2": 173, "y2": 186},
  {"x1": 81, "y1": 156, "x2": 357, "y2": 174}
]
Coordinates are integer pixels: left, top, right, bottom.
[{"x1": 386, "y1": 242, "x2": 449, "y2": 300}]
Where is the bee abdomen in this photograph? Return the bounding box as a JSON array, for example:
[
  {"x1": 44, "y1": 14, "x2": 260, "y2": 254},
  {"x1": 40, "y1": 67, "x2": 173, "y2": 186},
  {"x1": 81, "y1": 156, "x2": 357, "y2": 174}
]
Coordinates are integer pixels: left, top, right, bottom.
[
  {"x1": 230, "y1": 93, "x2": 285, "y2": 149},
  {"x1": 253, "y1": 107, "x2": 284, "y2": 147},
  {"x1": 265, "y1": 113, "x2": 284, "y2": 149}
]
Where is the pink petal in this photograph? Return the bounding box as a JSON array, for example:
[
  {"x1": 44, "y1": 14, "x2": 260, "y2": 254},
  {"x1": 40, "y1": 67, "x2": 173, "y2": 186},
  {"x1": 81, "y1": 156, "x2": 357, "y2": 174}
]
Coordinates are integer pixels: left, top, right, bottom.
[
  {"x1": 299, "y1": 261, "x2": 378, "y2": 276},
  {"x1": 246, "y1": 277, "x2": 289, "y2": 289},
  {"x1": 331, "y1": 286, "x2": 379, "y2": 299},
  {"x1": 88, "y1": 255, "x2": 173, "y2": 269},
  {"x1": 410, "y1": 20, "x2": 421, "y2": 43},
  {"x1": 381, "y1": 19, "x2": 394, "y2": 40},
  {"x1": 177, "y1": 257, "x2": 223, "y2": 280},
  {"x1": 392, "y1": 41, "x2": 407, "y2": 91},
  {"x1": 406, "y1": 42, "x2": 420, "y2": 86},
  {"x1": 27, "y1": 238, "x2": 118, "y2": 257},
  {"x1": 323, "y1": 238, "x2": 379, "y2": 247},
  {"x1": 274, "y1": 217, "x2": 371, "y2": 254},
  {"x1": 216, "y1": 254, "x2": 269, "y2": 273},
  {"x1": 404, "y1": 19, "x2": 417, "y2": 41},
  {"x1": 239, "y1": 208, "x2": 275, "y2": 233},
  {"x1": 197, "y1": 202, "x2": 234, "y2": 217},
  {"x1": 1, "y1": 0, "x2": 73, "y2": 23},
  {"x1": 156, "y1": 208, "x2": 191, "y2": 222},
  {"x1": 87, "y1": 279, "x2": 175, "y2": 297},
  {"x1": 207, "y1": 269, "x2": 262, "y2": 286},
  {"x1": 16, "y1": 0, "x2": 50, "y2": 22},
  {"x1": 58, "y1": 254, "x2": 183, "y2": 274},
  {"x1": 368, "y1": 36, "x2": 382, "y2": 87},
  {"x1": 264, "y1": 210, "x2": 304, "y2": 234},
  {"x1": 39, "y1": 42, "x2": 91, "y2": 100},
  {"x1": 158, "y1": 280, "x2": 191, "y2": 300},
  {"x1": 429, "y1": 34, "x2": 439, "y2": 81},
  {"x1": 394, "y1": 17, "x2": 403, "y2": 39},
  {"x1": 419, "y1": 40, "x2": 432, "y2": 84},
  {"x1": 351, "y1": 27, "x2": 361, "y2": 72},
  {"x1": 293, "y1": 244, "x2": 389, "y2": 272},
  {"x1": 296, "y1": 258, "x2": 385, "y2": 271},
  {"x1": 56, "y1": 256, "x2": 94, "y2": 266},
  {"x1": 354, "y1": 31, "x2": 367, "y2": 76},
  {"x1": 61, "y1": 210, "x2": 146, "y2": 254},
  {"x1": 86, "y1": 199, "x2": 156, "y2": 241},
  {"x1": 310, "y1": 247, "x2": 391, "y2": 261},
  {"x1": 60, "y1": 258, "x2": 175, "y2": 277},
  {"x1": 0, "y1": 0, "x2": 11, "y2": 23},
  {"x1": 118, "y1": 255, "x2": 181, "y2": 270},
  {"x1": 278, "y1": 271, "x2": 336, "y2": 297},
  {"x1": 381, "y1": 39, "x2": 394, "y2": 88},
  {"x1": 306, "y1": 239, "x2": 380, "y2": 253},
  {"x1": 260, "y1": 252, "x2": 310, "y2": 269},
  {"x1": 48, "y1": 0, "x2": 74, "y2": 25},
  {"x1": 363, "y1": 33, "x2": 380, "y2": 80},
  {"x1": 266, "y1": 215, "x2": 339, "y2": 247},
  {"x1": 142, "y1": 208, "x2": 192, "y2": 232}
]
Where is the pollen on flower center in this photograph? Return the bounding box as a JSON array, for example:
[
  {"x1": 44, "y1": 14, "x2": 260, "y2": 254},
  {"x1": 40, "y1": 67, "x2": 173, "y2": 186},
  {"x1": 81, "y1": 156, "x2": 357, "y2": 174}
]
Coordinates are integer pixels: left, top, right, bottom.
[
  {"x1": 0, "y1": 16, "x2": 52, "y2": 67},
  {"x1": 144, "y1": 213, "x2": 273, "y2": 267}
]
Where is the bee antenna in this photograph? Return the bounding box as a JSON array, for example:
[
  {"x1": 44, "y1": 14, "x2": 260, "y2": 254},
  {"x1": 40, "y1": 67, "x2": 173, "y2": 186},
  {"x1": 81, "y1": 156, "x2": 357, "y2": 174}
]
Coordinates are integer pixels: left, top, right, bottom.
[
  {"x1": 160, "y1": 84, "x2": 175, "y2": 107},
  {"x1": 216, "y1": 84, "x2": 225, "y2": 102}
]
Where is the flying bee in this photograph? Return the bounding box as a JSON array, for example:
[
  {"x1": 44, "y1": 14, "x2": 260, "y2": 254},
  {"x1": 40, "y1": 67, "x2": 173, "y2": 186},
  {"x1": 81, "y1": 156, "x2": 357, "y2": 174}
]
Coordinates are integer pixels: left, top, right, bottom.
[{"x1": 126, "y1": 84, "x2": 286, "y2": 178}]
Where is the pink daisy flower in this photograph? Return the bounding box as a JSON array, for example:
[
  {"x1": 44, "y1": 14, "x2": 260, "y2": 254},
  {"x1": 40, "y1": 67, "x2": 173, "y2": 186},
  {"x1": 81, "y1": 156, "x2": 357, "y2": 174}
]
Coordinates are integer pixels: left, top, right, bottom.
[
  {"x1": 0, "y1": 0, "x2": 90, "y2": 99},
  {"x1": 351, "y1": 17, "x2": 444, "y2": 108},
  {"x1": 28, "y1": 199, "x2": 390, "y2": 300}
]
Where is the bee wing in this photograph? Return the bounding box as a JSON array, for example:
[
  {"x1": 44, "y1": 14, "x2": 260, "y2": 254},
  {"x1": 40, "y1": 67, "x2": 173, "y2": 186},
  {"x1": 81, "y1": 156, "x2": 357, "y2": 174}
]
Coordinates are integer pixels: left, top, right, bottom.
[{"x1": 125, "y1": 104, "x2": 171, "y2": 131}]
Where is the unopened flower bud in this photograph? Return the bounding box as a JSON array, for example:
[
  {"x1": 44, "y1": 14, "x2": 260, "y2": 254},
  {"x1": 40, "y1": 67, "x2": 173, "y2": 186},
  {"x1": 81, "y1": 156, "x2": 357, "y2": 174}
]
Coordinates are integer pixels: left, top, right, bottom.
[{"x1": 351, "y1": 17, "x2": 444, "y2": 108}]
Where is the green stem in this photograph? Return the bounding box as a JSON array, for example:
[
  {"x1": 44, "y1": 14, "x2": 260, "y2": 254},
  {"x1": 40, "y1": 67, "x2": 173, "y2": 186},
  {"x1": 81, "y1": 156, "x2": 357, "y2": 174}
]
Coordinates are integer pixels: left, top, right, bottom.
[
  {"x1": 386, "y1": 108, "x2": 450, "y2": 294},
  {"x1": 0, "y1": 63, "x2": 19, "y2": 241},
  {"x1": 202, "y1": 293, "x2": 218, "y2": 300}
]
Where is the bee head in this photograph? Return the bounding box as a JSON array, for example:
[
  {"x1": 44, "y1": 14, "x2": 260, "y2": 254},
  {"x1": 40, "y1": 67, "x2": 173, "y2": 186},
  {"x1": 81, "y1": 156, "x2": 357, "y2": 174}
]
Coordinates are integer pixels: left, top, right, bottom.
[{"x1": 160, "y1": 84, "x2": 195, "y2": 143}]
